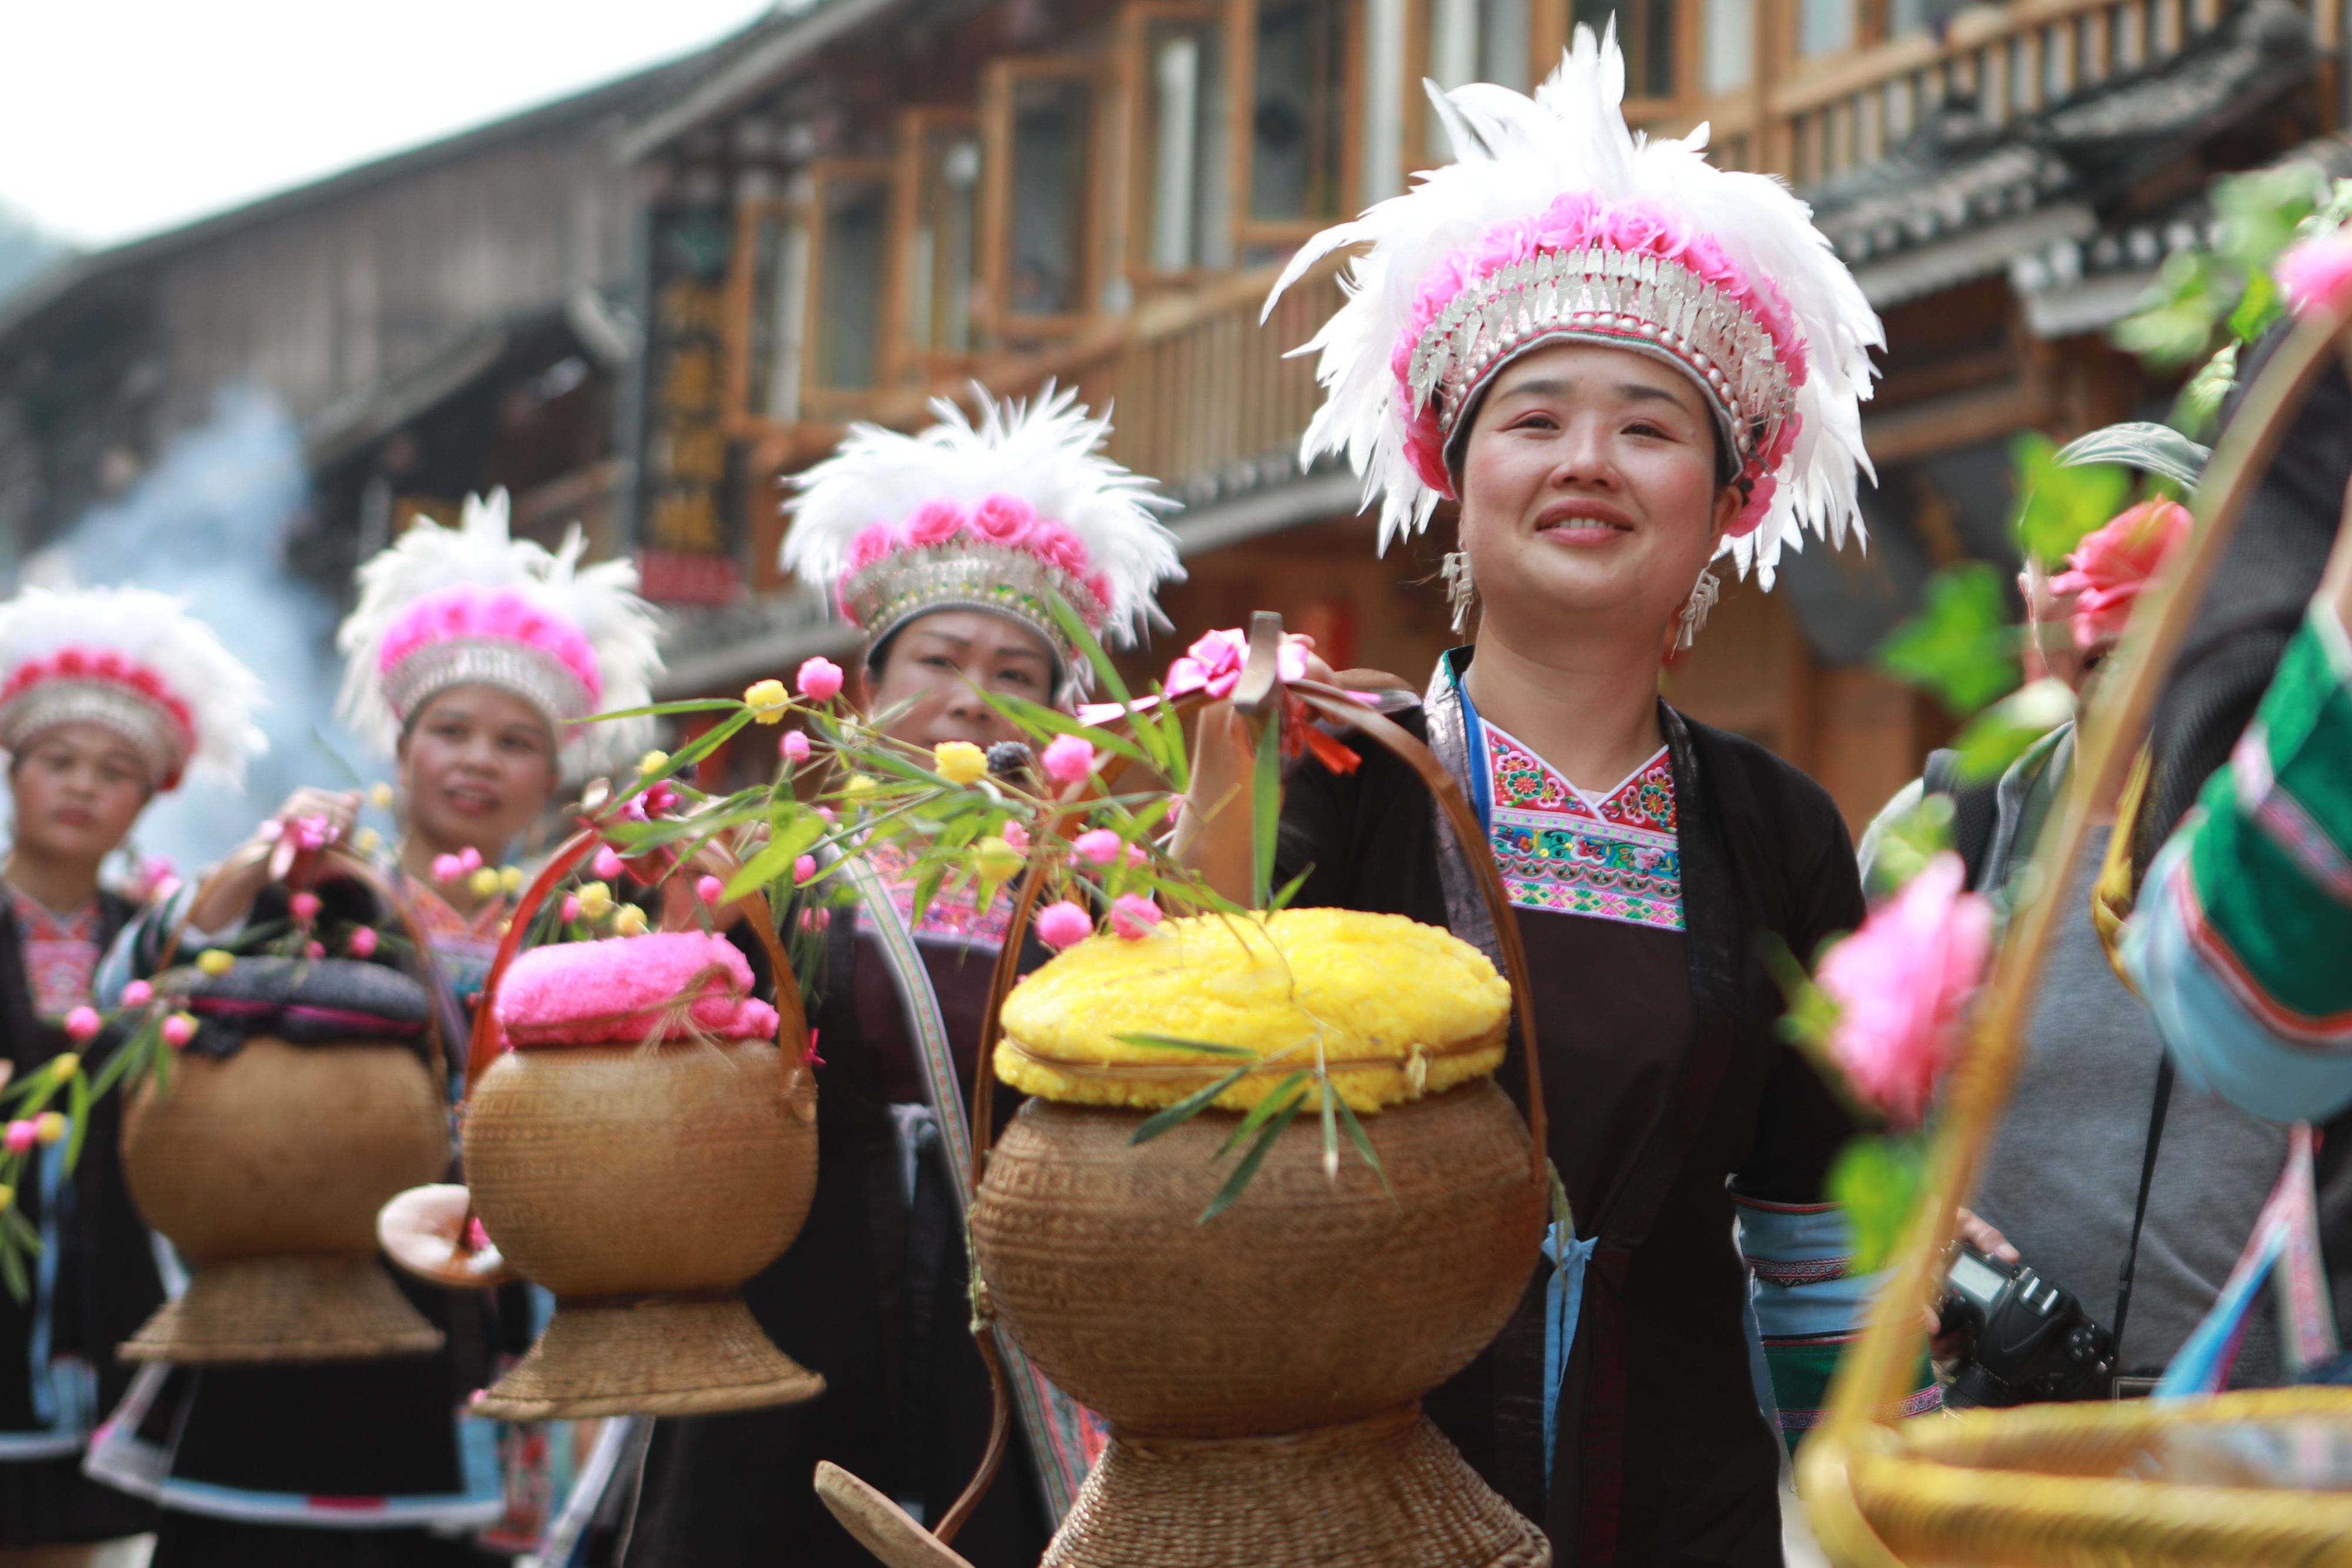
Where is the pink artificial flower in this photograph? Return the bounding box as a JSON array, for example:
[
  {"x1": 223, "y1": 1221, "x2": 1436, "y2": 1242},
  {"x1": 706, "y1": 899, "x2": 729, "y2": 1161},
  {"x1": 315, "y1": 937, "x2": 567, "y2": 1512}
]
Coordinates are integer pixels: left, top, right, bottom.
[
  {"x1": 1040, "y1": 734, "x2": 1096, "y2": 787},
  {"x1": 3, "y1": 1121, "x2": 35, "y2": 1155},
  {"x1": 593, "y1": 847, "x2": 626, "y2": 882},
  {"x1": 1109, "y1": 893, "x2": 1161, "y2": 941},
  {"x1": 290, "y1": 815, "x2": 333, "y2": 851},
  {"x1": 1030, "y1": 523, "x2": 1091, "y2": 579},
  {"x1": 348, "y1": 927, "x2": 380, "y2": 958},
  {"x1": 457, "y1": 847, "x2": 483, "y2": 874},
  {"x1": 560, "y1": 896, "x2": 582, "y2": 925},
  {"x1": 1035, "y1": 900, "x2": 1094, "y2": 950},
  {"x1": 2276, "y1": 231, "x2": 2352, "y2": 317},
  {"x1": 794, "y1": 855, "x2": 818, "y2": 885},
  {"x1": 1125, "y1": 843, "x2": 1150, "y2": 868},
  {"x1": 1003, "y1": 821, "x2": 1031, "y2": 853},
  {"x1": 906, "y1": 499, "x2": 968, "y2": 546},
  {"x1": 2052, "y1": 500, "x2": 2192, "y2": 650},
  {"x1": 970, "y1": 493, "x2": 1038, "y2": 546},
  {"x1": 696, "y1": 875, "x2": 726, "y2": 906},
  {"x1": 305, "y1": 941, "x2": 326, "y2": 959},
  {"x1": 846, "y1": 523, "x2": 900, "y2": 571},
  {"x1": 62, "y1": 1007, "x2": 101, "y2": 1043},
  {"x1": 780, "y1": 730, "x2": 811, "y2": 765},
  {"x1": 800, "y1": 907, "x2": 832, "y2": 932},
  {"x1": 431, "y1": 853, "x2": 465, "y2": 886},
  {"x1": 121, "y1": 980, "x2": 153, "y2": 1009},
  {"x1": 1073, "y1": 828, "x2": 1122, "y2": 865},
  {"x1": 1162, "y1": 627, "x2": 1307, "y2": 700},
  {"x1": 289, "y1": 891, "x2": 322, "y2": 923},
  {"x1": 1815, "y1": 853, "x2": 1994, "y2": 1130},
  {"x1": 797, "y1": 657, "x2": 845, "y2": 703},
  {"x1": 161, "y1": 1013, "x2": 197, "y2": 1051},
  {"x1": 816, "y1": 806, "x2": 838, "y2": 825}
]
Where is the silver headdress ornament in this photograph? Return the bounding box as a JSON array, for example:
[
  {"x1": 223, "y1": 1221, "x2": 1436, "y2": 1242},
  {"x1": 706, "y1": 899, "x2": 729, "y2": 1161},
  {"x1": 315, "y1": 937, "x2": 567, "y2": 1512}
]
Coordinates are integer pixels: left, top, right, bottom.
[
  {"x1": 0, "y1": 584, "x2": 266, "y2": 791},
  {"x1": 1267, "y1": 22, "x2": 1882, "y2": 587},
  {"x1": 781, "y1": 383, "x2": 1184, "y2": 697},
  {"x1": 336, "y1": 491, "x2": 663, "y2": 774}
]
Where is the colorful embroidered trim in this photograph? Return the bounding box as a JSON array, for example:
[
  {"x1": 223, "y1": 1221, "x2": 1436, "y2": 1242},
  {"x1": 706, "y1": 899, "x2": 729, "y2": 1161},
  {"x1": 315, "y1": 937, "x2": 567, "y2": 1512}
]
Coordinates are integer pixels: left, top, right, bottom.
[
  {"x1": 1476, "y1": 724, "x2": 1683, "y2": 932},
  {"x1": 866, "y1": 840, "x2": 1016, "y2": 947}
]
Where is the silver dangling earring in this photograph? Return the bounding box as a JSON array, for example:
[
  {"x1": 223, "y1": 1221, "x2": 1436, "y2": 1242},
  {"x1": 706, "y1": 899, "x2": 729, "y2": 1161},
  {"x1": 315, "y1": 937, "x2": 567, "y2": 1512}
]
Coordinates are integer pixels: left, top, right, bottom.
[
  {"x1": 1442, "y1": 551, "x2": 1476, "y2": 636},
  {"x1": 1675, "y1": 568, "x2": 1720, "y2": 652}
]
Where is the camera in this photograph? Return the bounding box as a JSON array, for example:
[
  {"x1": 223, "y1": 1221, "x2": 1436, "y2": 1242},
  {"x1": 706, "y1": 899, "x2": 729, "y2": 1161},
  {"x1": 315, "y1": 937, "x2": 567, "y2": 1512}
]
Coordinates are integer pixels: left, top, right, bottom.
[{"x1": 1938, "y1": 1243, "x2": 2117, "y2": 1407}]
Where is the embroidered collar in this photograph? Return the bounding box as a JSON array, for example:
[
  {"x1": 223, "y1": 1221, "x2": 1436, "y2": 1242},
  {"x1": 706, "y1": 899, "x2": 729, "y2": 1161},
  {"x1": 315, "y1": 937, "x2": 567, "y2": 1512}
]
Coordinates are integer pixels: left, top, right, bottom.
[
  {"x1": 1467, "y1": 707, "x2": 1684, "y2": 933},
  {"x1": 866, "y1": 840, "x2": 1014, "y2": 948}
]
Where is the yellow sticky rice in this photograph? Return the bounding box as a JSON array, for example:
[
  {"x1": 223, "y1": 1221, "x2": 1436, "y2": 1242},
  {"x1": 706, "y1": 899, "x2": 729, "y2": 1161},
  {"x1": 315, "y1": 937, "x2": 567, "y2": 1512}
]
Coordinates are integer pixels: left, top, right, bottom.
[{"x1": 997, "y1": 908, "x2": 1509, "y2": 1113}]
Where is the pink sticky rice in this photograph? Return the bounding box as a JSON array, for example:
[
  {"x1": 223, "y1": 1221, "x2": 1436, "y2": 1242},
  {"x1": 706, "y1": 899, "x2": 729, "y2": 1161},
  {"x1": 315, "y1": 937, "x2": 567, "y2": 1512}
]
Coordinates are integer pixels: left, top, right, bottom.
[{"x1": 496, "y1": 931, "x2": 780, "y2": 1048}]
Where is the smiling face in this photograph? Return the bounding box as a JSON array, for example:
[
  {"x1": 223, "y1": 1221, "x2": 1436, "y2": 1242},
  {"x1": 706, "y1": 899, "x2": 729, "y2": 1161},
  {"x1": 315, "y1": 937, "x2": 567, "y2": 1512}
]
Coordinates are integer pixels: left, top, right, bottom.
[
  {"x1": 9, "y1": 721, "x2": 152, "y2": 872},
  {"x1": 396, "y1": 684, "x2": 559, "y2": 861},
  {"x1": 1454, "y1": 342, "x2": 1740, "y2": 652},
  {"x1": 862, "y1": 608, "x2": 1061, "y2": 748}
]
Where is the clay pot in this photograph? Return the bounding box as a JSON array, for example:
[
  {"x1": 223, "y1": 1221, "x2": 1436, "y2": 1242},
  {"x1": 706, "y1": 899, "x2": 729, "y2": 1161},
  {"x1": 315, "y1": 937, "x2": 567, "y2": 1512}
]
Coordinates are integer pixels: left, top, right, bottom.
[
  {"x1": 968, "y1": 1081, "x2": 1552, "y2": 1568},
  {"x1": 121, "y1": 1037, "x2": 450, "y2": 1363},
  {"x1": 459, "y1": 1039, "x2": 821, "y2": 1419}
]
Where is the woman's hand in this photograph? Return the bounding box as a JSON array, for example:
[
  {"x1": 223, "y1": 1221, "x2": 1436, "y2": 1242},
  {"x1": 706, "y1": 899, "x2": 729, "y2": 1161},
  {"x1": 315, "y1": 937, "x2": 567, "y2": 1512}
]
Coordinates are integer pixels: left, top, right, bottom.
[
  {"x1": 378, "y1": 1183, "x2": 518, "y2": 1288},
  {"x1": 182, "y1": 787, "x2": 363, "y2": 934},
  {"x1": 1171, "y1": 634, "x2": 1333, "y2": 906}
]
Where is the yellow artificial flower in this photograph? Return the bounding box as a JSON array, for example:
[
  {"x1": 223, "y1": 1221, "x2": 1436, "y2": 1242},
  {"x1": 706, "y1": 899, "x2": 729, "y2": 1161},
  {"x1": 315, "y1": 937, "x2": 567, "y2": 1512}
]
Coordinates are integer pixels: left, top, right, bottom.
[
  {"x1": 613, "y1": 904, "x2": 649, "y2": 937},
  {"x1": 469, "y1": 866, "x2": 502, "y2": 898},
  {"x1": 575, "y1": 881, "x2": 615, "y2": 920},
  {"x1": 354, "y1": 827, "x2": 384, "y2": 854},
  {"x1": 638, "y1": 750, "x2": 670, "y2": 777},
  {"x1": 0, "y1": 1186, "x2": 13, "y2": 1212},
  {"x1": 368, "y1": 782, "x2": 395, "y2": 808},
  {"x1": 744, "y1": 678, "x2": 790, "y2": 723},
  {"x1": 933, "y1": 740, "x2": 987, "y2": 785},
  {"x1": 842, "y1": 774, "x2": 879, "y2": 800},
  {"x1": 47, "y1": 1054, "x2": 78, "y2": 1083},
  {"x1": 34, "y1": 1112, "x2": 64, "y2": 1145},
  {"x1": 971, "y1": 835, "x2": 1024, "y2": 885},
  {"x1": 499, "y1": 865, "x2": 526, "y2": 895},
  {"x1": 196, "y1": 950, "x2": 235, "y2": 978}
]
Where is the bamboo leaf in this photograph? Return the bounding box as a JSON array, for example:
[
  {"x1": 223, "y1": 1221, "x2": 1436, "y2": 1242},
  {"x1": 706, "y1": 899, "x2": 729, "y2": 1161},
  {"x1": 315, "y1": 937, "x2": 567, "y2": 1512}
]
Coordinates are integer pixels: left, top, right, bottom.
[
  {"x1": 976, "y1": 690, "x2": 1155, "y2": 768},
  {"x1": 1128, "y1": 1063, "x2": 1257, "y2": 1145},
  {"x1": 1268, "y1": 867, "x2": 1314, "y2": 912},
  {"x1": 1044, "y1": 592, "x2": 1134, "y2": 710},
  {"x1": 1110, "y1": 1032, "x2": 1256, "y2": 1057},
  {"x1": 660, "y1": 708, "x2": 757, "y2": 779},
  {"x1": 1217, "y1": 1069, "x2": 1311, "y2": 1158},
  {"x1": 2053, "y1": 422, "x2": 2210, "y2": 490},
  {"x1": 0, "y1": 1233, "x2": 24, "y2": 1302},
  {"x1": 1200, "y1": 1089, "x2": 1308, "y2": 1222},
  {"x1": 582, "y1": 698, "x2": 744, "y2": 722},
  {"x1": 723, "y1": 814, "x2": 828, "y2": 901},
  {"x1": 1334, "y1": 1094, "x2": 1395, "y2": 1203},
  {"x1": 64, "y1": 1070, "x2": 90, "y2": 1173}
]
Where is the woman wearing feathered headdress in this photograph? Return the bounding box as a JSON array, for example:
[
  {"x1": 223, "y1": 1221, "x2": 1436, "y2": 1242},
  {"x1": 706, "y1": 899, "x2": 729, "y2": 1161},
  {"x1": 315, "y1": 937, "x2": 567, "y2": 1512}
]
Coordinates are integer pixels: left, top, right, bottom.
[
  {"x1": 1180, "y1": 29, "x2": 1905, "y2": 1563},
  {"x1": 0, "y1": 586, "x2": 261, "y2": 1566},
  {"x1": 86, "y1": 493, "x2": 662, "y2": 1566},
  {"x1": 620, "y1": 387, "x2": 1181, "y2": 1568}
]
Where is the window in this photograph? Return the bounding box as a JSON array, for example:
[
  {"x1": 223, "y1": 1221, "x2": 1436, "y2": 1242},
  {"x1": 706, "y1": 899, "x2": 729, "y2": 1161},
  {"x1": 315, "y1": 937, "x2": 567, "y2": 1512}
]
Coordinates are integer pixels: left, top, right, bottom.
[
  {"x1": 1888, "y1": 0, "x2": 1969, "y2": 36},
  {"x1": 1797, "y1": 0, "x2": 1855, "y2": 58},
  {"x1": 738, "y1": 201, "x2": 810, "y2": 423},
  {"x1": 1241, "y1": 0, "x2": 1352, "y2": 229},
  {"x1": 1137, "y1": 9, "x2": 1234, "y2": 272},
  {"x1": 1422, "y1": 0, "x2": 1531, "y2": 157},
  {"x1": 983, "y1": 61, "x2": 1101, "y2": 332},
  {"x1": 1573, "y1": 0, "x2": 1673, "y2": 99},
  {"x1": 728, "y1": 162, "x2": 895, "y2": 426},
  {"x1": 900, "y1": 112, "x2": 984, "y2": 363},
  {"x1": 1700, "y1": 0, "x2": 1750, "y2": 95},
  {"x1": 810, "y1": 170, "x2": 891, "y2": 392}
]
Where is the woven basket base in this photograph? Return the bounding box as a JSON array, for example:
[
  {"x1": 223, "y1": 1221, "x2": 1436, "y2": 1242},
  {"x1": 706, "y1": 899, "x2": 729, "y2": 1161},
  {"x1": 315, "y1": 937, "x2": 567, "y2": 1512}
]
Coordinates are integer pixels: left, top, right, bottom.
[
  {"x1": 1043, "y1": 1405, "x2": 1550, "y2": 1568},
  {"x1": 470, "y1": 1291, "x2": 824, "y2": 1420},
  {"x1": 121, "y1": 1254, "x2": 444, "y2": 1364}
]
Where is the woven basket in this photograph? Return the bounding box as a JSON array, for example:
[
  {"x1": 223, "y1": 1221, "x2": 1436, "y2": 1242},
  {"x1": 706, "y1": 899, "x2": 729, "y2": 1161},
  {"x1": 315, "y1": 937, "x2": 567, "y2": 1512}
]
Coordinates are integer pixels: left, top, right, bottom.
[
  {"x1": 1796, "y1": 302, "x2": 2352, "y2": 1564},
  {"x1": 821, "y1": 618, "x2": 1556, "y2": 1568},
  {"x1": 437, "y1": 827, "x2": 826, "y2": 1422}
]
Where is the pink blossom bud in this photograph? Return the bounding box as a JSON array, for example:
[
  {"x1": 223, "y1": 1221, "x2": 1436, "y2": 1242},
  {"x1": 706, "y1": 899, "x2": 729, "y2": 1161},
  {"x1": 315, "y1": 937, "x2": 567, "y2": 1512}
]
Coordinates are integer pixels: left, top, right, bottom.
[
  {"x1": 800, "y1": 907, "x2": 831, "y2": 932},
  {"x1": 4, "y1": 1121, "x2": 36, "y2": 1155},
  {"x1": 431, "y1": 853, "x2": 465, "y2": 885},
  {"x1": 152, "y1": 876, "x2": 182, "y2": 901},
  {"x1": 1035, "y1": 900, "x2": 1094, "y2": 950},
  {"x1": 1110, "y1": 892, "x2": 1162, "y2": 941},
  {"x1": 1125, "y1": 844, "x2": 1150, "y2": 868},
  {"x1": 796, "y1": 656, "x2": 846, "y2": 702},
  {"x1": 816, "y1": 807, "x2": 837, "y2": 825},
  {"x1": 794, "y1": 855, "x2": 818, "y2": 885},
  {"x1": 560, "y1": 895, "x2": 582, "y2": 924},
  {"x1": 121, "y1": 980, "x2": 153, "y2": 1009},
  {"x1": 458, "y1": 847, "x2": 483, "y2": 874},
  {"x1": 1073, "y1": 828, "x2": 1122, "y2": 865},
  {"x1": 305, "y1": 940, "x2": 326, "y2": 958},
  {"x1": 1041, "y1": 734, "x2": 1096, "y2": 787},
  {"x1": 593, "y1": 847, "x2": 625, "y2": 881},
  {"x1": 62, "y1": 1007, "x2": 101, "y2": 1042},
  {"x1": 256, "y1": 819, "x2": 283, "y2": 841},
  {"x1": 347, "y1": 927, "x2": 379, "y2": 958},
  {"x1": 696, "y1": 875, "x2": 726, "y2": 905},
  {"x1": 646, "y1": 782, "x2": 680, "y2": 814},
  {"x1": 289, "y1": 891, "x2": 322, "y2": 922},
  {"x1": 161, "y1": 1013, "x2": 197, "y2": 1051},
  {"x1": 1003, "y1": 821, "x2": 1031, "y2": 853},
  {"x1": 780, "y1": 730, "x2": 811, "y2": 765}
]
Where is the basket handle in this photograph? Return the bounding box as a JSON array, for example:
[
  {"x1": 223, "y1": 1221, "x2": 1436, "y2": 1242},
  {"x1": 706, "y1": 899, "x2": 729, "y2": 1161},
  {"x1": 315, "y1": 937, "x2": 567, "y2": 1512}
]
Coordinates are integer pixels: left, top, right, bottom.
[
  {"x1": 158, "y1": 840, "x2": 452, "y2": 1092},
  {"x1": 1798, "y1": 313, "x2": 2352, "y2": 1563}
]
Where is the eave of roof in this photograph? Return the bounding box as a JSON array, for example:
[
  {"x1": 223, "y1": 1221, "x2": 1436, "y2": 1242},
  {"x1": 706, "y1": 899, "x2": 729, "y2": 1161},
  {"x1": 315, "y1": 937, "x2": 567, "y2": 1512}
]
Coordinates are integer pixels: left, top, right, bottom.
[{"x1": 617, "y1": 0, "x2": 920, "y2": 163}]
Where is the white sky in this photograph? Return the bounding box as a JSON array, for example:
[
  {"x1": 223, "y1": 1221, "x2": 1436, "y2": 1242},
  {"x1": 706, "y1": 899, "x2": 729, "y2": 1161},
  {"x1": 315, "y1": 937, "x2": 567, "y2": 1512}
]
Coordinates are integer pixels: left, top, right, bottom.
[{"x1": 0, "y1": 1, "x2": 781, "y2": 248}]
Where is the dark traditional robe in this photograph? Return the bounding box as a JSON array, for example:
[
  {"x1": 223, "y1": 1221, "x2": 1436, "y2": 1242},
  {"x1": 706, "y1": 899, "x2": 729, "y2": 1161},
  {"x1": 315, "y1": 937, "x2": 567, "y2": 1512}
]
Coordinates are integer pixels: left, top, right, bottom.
[{"x1": 1277, "y1": 656, "x2": 1861, "y2": 1567}]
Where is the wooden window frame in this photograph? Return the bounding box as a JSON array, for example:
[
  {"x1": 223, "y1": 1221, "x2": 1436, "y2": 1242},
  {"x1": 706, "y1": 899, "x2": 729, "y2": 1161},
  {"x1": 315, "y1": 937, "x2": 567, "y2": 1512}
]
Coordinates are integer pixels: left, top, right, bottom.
[
  {"x1": 1121, "y1": 0, "x2": 1225, "y2": 287},
  {"x1": 1224, "y1": 0, "x2": 1362, "y2": 249},
  {"x1": 979, "y1": 56, "x2": 1110, "y2": 343},
  {"x1": 720, "y1": 159, "x2": 898, "y2": 434},
  {"x1": 1402, "y1": 0, "x2": 1549, "y2": 175},
  {"x1": 888, "y1": 106, "x2": 985, "y2": 385}
]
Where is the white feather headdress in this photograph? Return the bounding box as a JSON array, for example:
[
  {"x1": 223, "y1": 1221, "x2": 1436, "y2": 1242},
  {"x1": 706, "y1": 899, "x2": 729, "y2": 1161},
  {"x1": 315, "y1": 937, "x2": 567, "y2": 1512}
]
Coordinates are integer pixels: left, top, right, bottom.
[
  {"x1": 336, "y1": 491, "x2": 662, "y2": 771},
  {"x1": 1268, "y1": 24, "x2": 1882, "y2": 586},
  {"x1": 783, "y1": 384, "x2": 1183, "y2": 694},
  {"x1": 0, "y1": 584, "x2": 266, "y2": 789}
]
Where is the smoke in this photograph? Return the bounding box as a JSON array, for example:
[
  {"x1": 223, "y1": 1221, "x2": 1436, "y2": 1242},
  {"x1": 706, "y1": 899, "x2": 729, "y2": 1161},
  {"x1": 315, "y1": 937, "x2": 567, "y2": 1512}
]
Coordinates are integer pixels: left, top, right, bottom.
[{"x1": 22, "y1": 386, "x2": 369, "y2": 878}]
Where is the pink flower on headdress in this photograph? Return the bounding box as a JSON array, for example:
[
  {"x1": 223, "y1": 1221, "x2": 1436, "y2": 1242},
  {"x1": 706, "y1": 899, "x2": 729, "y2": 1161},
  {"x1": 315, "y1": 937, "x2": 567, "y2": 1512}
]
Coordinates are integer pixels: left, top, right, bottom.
[
  {"x1": 1081, "y1": 572, "x2": 1113, "y2": 614},
  {"x1": 2276, "y1": 232, "x2": 2352, "y2": 317},
  {"x1": 1815, "y1": 853, "x2": 1993, "y2": 1130},
  {"x1": 2052, "y1": 500, "x2": 2192, "y2": 649},
  {"x1": 846, "y1": 524, "x2": 900, "y2": 571},
  {"x1": 1030, "y1": 523, "x2": 1091, "y2": 580},
  {"x1": 970, "y1": 493, "x2": 1039, "y2": 546},
  {"x1": 906, "y1": 500, "x2": 967, "y2": 546}
]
